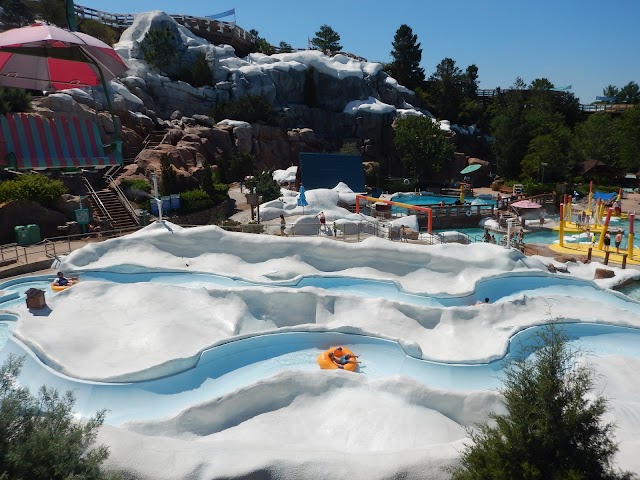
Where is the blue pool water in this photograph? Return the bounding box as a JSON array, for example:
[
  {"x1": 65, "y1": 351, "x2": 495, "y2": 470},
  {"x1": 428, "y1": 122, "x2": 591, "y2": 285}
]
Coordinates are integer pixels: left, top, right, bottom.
[
  {"x1": 2, "y1": 269, "x2": 640, "y2": 425},
  {"x1": 391, "y1": 193, "x2": 495, "y2": 206}
]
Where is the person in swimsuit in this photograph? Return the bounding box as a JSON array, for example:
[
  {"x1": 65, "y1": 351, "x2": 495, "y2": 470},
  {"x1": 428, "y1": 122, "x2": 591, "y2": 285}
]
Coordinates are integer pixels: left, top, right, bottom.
[
  {"x1": 328, "y1": 347, "x2": 358, "y2": 369},
  {"x1": 604, "y1": 231, "x2": 611, "y2": 251},
  {"x1": 279, "y1": 214, "x2": 287, "y2": 236},
  {"x1": 615, "y1": 230, "x2": 623, "y2": 253}
]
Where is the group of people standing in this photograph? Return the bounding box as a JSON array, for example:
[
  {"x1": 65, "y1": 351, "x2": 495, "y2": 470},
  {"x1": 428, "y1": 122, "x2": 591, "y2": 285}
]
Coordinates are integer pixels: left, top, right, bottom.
[{"x1": 603, "y1": 230, "x2": 624, "y2": 253}]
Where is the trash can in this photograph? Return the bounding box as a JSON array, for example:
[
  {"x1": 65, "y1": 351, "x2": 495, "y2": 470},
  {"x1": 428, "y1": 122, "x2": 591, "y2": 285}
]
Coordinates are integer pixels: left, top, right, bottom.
[
  {"x1": 140, "y1": 210, "x2": 148, "y2": 226},
  {"x1": 170, "y1": 194, "x2": 181, "y2": 211},
  {"x1": 25, "y1": 288, "x2": 46, "y2": 309},
  {"x1": 26, "y1": 224, "x2": 41, "y2": 244},
  {"x1": 150, "y1": 199, "x2": 159, "y2": 216},
  {"x1": 15, "y1": 226, "x2": 29, "y2": 246},
  {"x1": 161, "y1": 196, "x2": 171, "y2": 212}
]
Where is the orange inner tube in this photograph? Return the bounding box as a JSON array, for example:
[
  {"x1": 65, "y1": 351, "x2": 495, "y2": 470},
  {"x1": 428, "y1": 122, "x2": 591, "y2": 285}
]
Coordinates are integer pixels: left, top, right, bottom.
[{"x1": 317, "y1": 346, "x2": 358, "y2": 371}]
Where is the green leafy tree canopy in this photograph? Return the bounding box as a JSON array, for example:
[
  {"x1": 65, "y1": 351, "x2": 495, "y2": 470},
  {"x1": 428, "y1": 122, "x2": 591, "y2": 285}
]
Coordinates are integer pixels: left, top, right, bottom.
[
  {"x1": 452, "y1": 323, "x2": 634, "y2": 480},
  {"x1": 311, "y1": 25, "x2": 342, "y2": 52},
  {"x1": 393, "y1": 115, "x2": 453, "y2": 182}
]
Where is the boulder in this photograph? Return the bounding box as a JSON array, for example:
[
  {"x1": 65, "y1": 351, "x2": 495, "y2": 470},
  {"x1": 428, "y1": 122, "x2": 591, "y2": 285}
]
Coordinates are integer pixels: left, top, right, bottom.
[
  {"x1": 0, "y1": 200, "x2": 67, "y2": 244},
  {"x1": 594, "y1": 268, "x2": 615, "y2": 280},
  {"x1": 554, "y1": 255, "x2": 578, "y2": 263},
  {"x1": 233, "y1": 125, "x2": 253, "y2": 154}
]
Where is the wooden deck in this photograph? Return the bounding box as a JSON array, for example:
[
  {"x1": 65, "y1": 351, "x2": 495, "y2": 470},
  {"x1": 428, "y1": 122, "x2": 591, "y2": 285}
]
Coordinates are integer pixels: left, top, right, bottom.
[{"x1": 75, "y1": 4, "x2": 257, "y2": 57}]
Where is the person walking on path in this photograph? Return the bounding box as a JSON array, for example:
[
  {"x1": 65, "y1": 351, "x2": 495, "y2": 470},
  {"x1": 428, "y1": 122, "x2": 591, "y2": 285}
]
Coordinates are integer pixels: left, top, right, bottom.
[
  {"x1": 317, "y1": 211, "x2": 327, "y2": 232},
  {"x1": 400, "y1": 225, "x2": 408, "y2": 242},
  {"x1": 279, "y1": 215, "x2": 287, "y2": 236}
]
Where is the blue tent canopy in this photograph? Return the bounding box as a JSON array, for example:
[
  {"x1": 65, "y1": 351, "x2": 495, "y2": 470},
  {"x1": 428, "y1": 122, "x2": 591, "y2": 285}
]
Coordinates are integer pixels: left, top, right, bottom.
[{"x1": 593, "y1": 191, "x2": 617, "y2": 201}]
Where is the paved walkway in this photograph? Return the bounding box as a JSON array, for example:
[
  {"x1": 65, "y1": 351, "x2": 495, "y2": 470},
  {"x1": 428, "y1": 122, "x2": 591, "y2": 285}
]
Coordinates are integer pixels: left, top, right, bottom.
[{"x1": 3, "y1": 188, "x2": 638, "y2": 280}]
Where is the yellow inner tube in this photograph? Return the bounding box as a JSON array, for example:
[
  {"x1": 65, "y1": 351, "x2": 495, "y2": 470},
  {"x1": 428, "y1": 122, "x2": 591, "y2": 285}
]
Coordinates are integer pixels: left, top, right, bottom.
[
  {"x1": 317, "y1": 346, "x2": 358, "y2": 371},
  {"x1": 51, "y1": 280, "x2": 77, "y2": 292}
]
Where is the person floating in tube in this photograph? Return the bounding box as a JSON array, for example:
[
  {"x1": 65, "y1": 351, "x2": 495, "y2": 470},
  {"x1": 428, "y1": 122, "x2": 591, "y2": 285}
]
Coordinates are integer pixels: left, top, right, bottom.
[{"x1": 328, "y1": 347, "x2": 358, "y2": 369}]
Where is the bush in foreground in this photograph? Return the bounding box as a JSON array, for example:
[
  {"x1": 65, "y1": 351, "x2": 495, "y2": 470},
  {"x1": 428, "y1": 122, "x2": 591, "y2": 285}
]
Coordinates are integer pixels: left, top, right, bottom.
[
  {"x1": 0, "y1": 355, "x2": 117, "y2": 479},
  {"x1": 451, "y1": 323, "x2": 635, "y2": 480}
]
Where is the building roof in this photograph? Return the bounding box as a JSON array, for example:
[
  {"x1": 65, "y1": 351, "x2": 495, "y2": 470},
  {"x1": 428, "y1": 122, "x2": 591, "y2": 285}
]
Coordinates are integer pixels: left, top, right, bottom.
[{"x1": 299, "y1": 153, "x2": 365, "y2": 192}]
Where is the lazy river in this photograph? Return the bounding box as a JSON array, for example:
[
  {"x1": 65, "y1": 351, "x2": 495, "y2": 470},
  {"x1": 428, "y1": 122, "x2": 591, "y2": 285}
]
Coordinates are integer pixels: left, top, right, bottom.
[{"x1": 2, "y1": 267, "x2": 640, "y2": 426}]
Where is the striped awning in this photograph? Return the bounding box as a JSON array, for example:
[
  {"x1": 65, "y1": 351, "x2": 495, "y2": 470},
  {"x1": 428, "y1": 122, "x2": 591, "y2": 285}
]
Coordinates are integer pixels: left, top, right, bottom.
[{"x1": 0, "y1": 112, "x2": 121, "y2": 170}]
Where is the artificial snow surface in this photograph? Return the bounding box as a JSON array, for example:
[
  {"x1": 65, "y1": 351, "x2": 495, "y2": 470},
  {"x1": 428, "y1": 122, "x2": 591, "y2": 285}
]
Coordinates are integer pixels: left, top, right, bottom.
[{"x1": 3, "y1": 192, "x2": 640, "y2": 478}]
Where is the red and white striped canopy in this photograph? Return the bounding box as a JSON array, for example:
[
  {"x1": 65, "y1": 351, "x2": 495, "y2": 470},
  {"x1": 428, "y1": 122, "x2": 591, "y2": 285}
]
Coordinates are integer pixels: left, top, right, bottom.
[{"x1": 0, "y1": 23, "x2": 127, "y2": 91}]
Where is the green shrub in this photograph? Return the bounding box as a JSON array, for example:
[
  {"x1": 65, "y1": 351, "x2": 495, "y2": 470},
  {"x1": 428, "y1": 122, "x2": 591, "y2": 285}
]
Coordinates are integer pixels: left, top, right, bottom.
[
  {"x1": 176, "y1": 51, "x2": 213, "y2": 88},
  {"x1": 140, "y1": 27, "x2": 180, "y2": 72},
  {"x1": 179, "y1": 189, "x2": 213, "y2": 213},
  {"x1": 245, "y1": 170, "x2": 281, "y2": 203},
  {"x1": 211, "y1": 94, "x2": 275, "y2": 124},
  {"x1": 159, "y1": 155, "x2": 179, "y2": 196},
  {"x1": 120, "y1": 178, "x2": 152, "y2": 202},
  {"x1": 219, "y1": 149, "x2": 256, "y2": 183},
  {"x1": 0, "y1": 86, "x2": 31, "y2": 114},
  {"x1": 78, "y1": 18, "x2": 119, "y2": 45},
  {"x1": 0, "y1": 173, "x2": 66, "y2": 207}
]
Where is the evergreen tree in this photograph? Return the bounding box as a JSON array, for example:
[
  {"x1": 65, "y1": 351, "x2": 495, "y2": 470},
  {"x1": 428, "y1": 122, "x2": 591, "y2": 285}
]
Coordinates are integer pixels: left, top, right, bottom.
[
  {"x1": 452, "y1": 324, "x2": 634, "y2": 480},
  {"x1": 140, "y1": 27, "x2": 180, "y2": 73},
  {"x1": 278, "y1": 41, "x2": 293, "y2": 53},
  {"x1": 617, "y1": 81, "x2": 640, "y2": 104},
  {"x1": 249, "y1": 29, "x2": 275, "y2": 55},
  {"x1": 388, "y1": 24, "x2": 424, "y2": 91},
  {"x1": 0, "y1": 0, "x2": 33, "y2": 27},
  {"x1": 311, "y1": 25, "x2": 342, "y2": 53},
  {"x1": 0, "y1": 355, "x2": 116, "y2": 479},
  {"x1": 160, "y1": 155, "x2": 178, "y2": 196}
]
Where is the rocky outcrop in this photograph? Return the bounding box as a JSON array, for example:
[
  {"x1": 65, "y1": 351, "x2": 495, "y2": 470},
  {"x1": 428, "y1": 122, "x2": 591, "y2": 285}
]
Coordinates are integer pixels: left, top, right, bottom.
[
  {"x1": 594, "y1": 268, "x2": 615, "y2": 280},
  {"x1": 0, "y1": 200, "x2": 68, "y2": 244}
]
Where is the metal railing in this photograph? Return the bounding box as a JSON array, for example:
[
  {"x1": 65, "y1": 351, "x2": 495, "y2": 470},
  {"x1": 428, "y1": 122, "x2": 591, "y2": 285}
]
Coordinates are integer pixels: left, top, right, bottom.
[
  {"x1": 81, "y1": 176, "x2": 113, "y2": 222},
  {"x1": 104, "y1": 171, "x2": 140, "y2": 225}
]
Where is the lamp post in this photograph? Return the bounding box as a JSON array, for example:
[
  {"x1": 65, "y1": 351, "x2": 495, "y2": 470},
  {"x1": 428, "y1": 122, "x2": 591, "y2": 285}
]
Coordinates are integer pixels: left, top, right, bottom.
[
  {"x1": 539, "y1": 162, "x2": 548, "y2": 184},
  {"x1": 151, "y1": 171, "x2": 163, "y2": 223}
]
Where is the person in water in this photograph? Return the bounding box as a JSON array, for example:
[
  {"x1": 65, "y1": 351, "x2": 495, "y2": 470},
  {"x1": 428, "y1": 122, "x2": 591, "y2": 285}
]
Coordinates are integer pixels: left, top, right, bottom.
[
  {"x1": 53, "y1": 271, "x2": 77, "y2": 286},
  {"x1": 328, "y1": 347, "x2": 358, "y2": 369}
]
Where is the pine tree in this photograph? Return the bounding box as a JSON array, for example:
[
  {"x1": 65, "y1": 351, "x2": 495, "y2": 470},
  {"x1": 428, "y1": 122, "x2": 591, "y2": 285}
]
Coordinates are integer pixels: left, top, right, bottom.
[
  {"x1": 311, "y1": 25, "x2": 342, "y2": 53},
  {"x1": 0, "y1": 355, "x2": 116, "y2": 479},
  {"x1": 388, "y1": 24, "x2": 424, "y2": 91},
  {"x1": 278, "y1": 41, "x2": 293, "y2": 53},
  {"x1": 452, "y1": 323, "x2": 635, "y2": 480},
  {"x1": 0, "y1": 0, "x2": 34, "y2": 27}
]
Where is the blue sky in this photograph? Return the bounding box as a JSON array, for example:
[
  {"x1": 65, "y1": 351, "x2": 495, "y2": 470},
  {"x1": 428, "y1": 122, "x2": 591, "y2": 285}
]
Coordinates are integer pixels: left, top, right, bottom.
[{"x1": 83, "y1": 0, "x2": 639, "y2": 104}]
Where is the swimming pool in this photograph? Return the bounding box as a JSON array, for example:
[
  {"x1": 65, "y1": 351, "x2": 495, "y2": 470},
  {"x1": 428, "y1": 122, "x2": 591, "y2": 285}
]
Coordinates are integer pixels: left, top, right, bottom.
[{"x1": 390, "y1": 192, "x2": 495, "y2": 207}]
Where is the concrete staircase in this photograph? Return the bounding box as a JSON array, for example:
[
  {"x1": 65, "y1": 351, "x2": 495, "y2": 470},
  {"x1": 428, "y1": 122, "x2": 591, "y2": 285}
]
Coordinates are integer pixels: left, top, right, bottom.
[
  {"x1": 144, "y1": 131, "x2": 169, "y2": 150},
  {"x1": 82, "y1": 131, "x2": 169, "y2": 230},
  {"x1": 86, "y1": 187, "x2": 138, "y2": 230}
]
